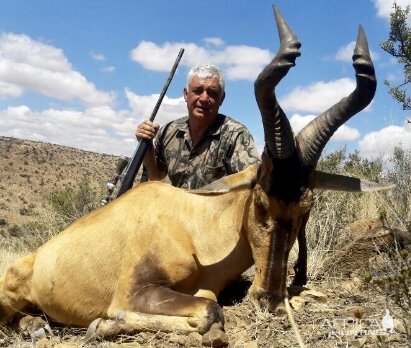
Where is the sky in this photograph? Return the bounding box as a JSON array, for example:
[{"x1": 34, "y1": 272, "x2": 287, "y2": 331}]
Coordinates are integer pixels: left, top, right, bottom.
[{"x1": 0, "y1": 0, "x2": 410, "y2": 160}]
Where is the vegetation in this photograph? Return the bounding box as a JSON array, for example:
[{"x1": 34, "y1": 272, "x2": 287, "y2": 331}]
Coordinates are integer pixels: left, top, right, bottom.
[
  {"x1": 307, "y1": 147, "x2": 411, "y2": 345},
  {"x1": 380, "y1": 3, "x2": 411, "y2": 112},
  {"x1": 0, "y1": 138, "x2": 410, "y2": 346},
  {"x1": 49, "y1": 174, "x2": 100, "y2": 225}
]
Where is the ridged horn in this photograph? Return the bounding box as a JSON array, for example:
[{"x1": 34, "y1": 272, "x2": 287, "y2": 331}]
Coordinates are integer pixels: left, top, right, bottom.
[
  {"x1": 254, "y1": 6, "x2": 301, "y2": 159},
  {"x1": 296, "y1": 25, "x2": 376, "y2": 167}
]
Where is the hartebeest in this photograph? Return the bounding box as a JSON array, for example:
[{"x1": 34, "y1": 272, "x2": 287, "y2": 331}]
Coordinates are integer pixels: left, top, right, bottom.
[{"x1": 0, "y1": 6, "x2": 391, "y2": 342}]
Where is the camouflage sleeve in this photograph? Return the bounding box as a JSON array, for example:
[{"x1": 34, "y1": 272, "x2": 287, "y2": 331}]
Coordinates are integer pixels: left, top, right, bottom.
[
  {"x1": 227, "y1": 129, "x2": 260, "y2": 173},
  {"x1": 153, "y1": 125, "x2": 168, "y2": 174}
]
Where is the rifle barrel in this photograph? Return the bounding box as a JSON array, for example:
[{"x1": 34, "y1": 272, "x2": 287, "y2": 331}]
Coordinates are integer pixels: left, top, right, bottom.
[{"x1": 115, "y1": 48, "x2": 184, "y2": 198}]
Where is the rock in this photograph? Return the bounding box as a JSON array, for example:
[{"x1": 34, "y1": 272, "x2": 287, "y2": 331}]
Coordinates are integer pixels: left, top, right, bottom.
[
  {"x1": 300, "y1": 289, "x2": 327, "y2": 303},
  {"x1": 202, "y1": 323, "x2": 229, "y2": 347},
  {"x1": 318, "y1": 219, "x2": 401, "y2": 277},
  {"x1": 341, "y1": 281, "x2": 355, "y2": 292},
  {"x1": 289, "y1": 296, "x2": 307, "y2": 311}
]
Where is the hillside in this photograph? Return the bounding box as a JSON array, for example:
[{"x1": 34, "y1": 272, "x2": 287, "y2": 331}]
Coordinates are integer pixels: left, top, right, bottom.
[{"x1": 0, "y1": 136, "x2": 118, "y2": 230}]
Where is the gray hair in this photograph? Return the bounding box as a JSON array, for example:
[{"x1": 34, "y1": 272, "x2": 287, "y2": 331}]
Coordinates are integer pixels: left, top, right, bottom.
[{"x1": 186, "y1": 64, "x2": 225, "y2": 92}]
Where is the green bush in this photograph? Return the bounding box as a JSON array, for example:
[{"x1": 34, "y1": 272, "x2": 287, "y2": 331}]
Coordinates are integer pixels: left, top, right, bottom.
[{"x1": 48, "y1": 174, "x2": 99, "y2": 224}]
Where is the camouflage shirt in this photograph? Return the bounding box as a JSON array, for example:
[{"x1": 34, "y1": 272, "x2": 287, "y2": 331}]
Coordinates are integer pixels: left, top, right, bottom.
[{"x1": 153, "y1": 114, "x2": 260, "y2": 189}]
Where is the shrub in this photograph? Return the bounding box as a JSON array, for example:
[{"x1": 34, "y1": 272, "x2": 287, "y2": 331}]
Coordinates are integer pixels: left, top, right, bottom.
[
  {"x1": 48, "y1": 174, "x2": 100, "y2": 225},
  {"x1": 19, "y1": 203, "x2": 36, "y2": 216}
]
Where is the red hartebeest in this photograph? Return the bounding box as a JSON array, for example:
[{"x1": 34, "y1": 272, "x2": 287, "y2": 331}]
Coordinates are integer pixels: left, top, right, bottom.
[{"x1": 0, "y1": 6, "x2": 392, "y2": 343}]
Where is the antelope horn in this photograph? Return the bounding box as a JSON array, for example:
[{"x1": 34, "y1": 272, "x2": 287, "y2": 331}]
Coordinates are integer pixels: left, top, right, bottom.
[
  {"x1": 254, "y1": 6, "x2": 301, "y2": 159},
  {"x1": 296, "y1": 25, "x2": 376, "y2": 167}
]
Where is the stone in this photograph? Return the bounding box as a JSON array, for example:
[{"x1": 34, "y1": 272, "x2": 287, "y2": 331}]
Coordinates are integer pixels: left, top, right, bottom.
[
  {"x1": 300, "y1": 289, "x2": 327, "y2": 303},
  {"x1": 202, "y1": 323, "x2": 229, "y2": 347},
  {"x1": 289, "y1": 296, "x2": 307, "y2": 311}
]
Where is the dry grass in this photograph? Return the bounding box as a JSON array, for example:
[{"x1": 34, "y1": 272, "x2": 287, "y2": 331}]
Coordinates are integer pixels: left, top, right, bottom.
[{"x1": 0, "y1": 137, "x2": 410, "y2": 347}]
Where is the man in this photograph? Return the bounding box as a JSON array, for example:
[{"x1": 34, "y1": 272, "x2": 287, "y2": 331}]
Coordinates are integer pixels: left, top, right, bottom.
[{"x1": 136, "y1": 64, "x2": 259, "y2": 189}]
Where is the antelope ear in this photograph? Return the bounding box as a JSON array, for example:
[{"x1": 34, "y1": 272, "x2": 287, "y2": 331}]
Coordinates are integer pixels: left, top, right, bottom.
[
  {"x1": 188, "y1": 164, "x2": 258, "y2": 195},
  {"x1": 312, "y1": 170, "x2": 395, "y2": 192}
]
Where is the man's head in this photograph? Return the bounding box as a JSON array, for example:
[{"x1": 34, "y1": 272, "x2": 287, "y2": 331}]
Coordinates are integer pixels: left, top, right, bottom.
[
  {"x1": 186, "y1": 65, "x2": 225, "y2": 92},
  {"x1": 184, "y1": 64, "x2": 226, "y2": 123}
]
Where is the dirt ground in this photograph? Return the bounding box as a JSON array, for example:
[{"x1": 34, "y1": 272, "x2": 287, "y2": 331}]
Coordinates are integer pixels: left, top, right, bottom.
[
  {"x1": 0, "y1": 273, "x2": 408, "y2": 348},
  {"x1": 0, "y1": 219, "x2": 410, "y2": 348}
]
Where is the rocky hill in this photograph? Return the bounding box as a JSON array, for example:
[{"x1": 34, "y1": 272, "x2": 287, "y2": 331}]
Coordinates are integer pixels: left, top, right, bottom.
[{"x1": 0, "y1": 136, "x2": 118, "y2": 230}]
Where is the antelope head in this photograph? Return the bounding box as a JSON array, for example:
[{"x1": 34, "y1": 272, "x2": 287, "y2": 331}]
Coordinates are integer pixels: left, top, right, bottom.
[{"x1": 247, "y1": 6, "x2": 378, "y2": 311}]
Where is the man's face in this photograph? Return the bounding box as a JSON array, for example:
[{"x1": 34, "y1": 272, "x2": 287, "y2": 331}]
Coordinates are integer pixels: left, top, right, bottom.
[{"x1": 184, "y1": 76, "x2": 225, "y2": 122}]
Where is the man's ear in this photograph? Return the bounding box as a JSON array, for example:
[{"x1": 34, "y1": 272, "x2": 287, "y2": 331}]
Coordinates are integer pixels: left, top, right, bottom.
[
  {"x1": 219, "y1": 91, "x2": 226, "y2": 105},
  {"x1": 183, "y1": 87, "x2": 188, "y2": 102}
]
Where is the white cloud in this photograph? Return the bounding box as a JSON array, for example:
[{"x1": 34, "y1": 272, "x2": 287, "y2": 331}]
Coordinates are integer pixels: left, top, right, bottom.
[
  {"x1": 90, "y1": 52, "x2": 106, "y2": 61},
  {"x1": 334, "y1": 41, "x2": 380, "y2": 63},
  {"x1": 0, "y1": 80, "x2": 22, "y2": 98},
  {"x1": 335, "y1": 41, "x2": 357, "y2": 62},
  {"x1": 290, "y1": 113, "x2": 360, "y2": 142},
  {"x1": 125, "y1": 88, "x2": 186, "y2": 126},
  {"x1": 359, "y1": 124, "x2": 411, "y2": 159},
  {"x1": 0, "y1": 89, "x2": 188, "y2": 156},
  {"x1": 102, "y1": 66, "x2": 115, "y2": 73},
  {"x1": 280, "y1": 78, "x2": 357, "y2": 113},
  {"x1": 0, "y1": 104, "x2": 136, "y2": 155},
  {"x1": 130, "y1": 40, "x2": 272, "y2": 81},
  {"x1": 0, "y1": 33, "x2": 115, "y2": 106},
  {"x1": 372, "y1": 0, "x2": 411, "y2": 19},
  {"x1": 203, "y1": 37, "x2": 225, "y2": 47}
]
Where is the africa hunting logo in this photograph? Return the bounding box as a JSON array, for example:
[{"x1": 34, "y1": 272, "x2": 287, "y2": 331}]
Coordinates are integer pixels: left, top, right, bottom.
[{"x1": 321, "y1": 309, "x2": 395, "y2": 338}]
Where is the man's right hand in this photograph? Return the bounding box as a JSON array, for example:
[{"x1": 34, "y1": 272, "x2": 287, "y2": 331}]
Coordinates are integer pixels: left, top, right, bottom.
[{"x1": 135, "y1": 120, "x2": 160, "y2": 141}]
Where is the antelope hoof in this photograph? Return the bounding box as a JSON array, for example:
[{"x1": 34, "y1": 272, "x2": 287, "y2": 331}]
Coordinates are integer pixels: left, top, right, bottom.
[
  {"x1": 188, "y1": 301, "x2": 225, "y2": 335},
  {"x1": 252, "y1": 289, "x2": 287, "y2": 315},
  {"x1": 18, "y1": 315, "x2": 52, "y2": 338},
  {"x1": 84, "y1": 318, "x2": 104, "y2": 343},
  {"x1": 201, "y1": 323, "x2": 229, "y2": 347},
  {"x1": 261, "y1": 295, "x2": 286, "y2": 314}
]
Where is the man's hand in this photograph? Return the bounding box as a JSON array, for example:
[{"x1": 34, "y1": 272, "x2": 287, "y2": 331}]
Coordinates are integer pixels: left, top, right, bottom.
[{"x1": 135, "y1": 120, "x2": 160, "y2": 141}]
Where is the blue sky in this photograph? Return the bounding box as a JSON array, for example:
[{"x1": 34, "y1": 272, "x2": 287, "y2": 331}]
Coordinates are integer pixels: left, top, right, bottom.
[{"x1": 0, "y1": 0, "x2": 410, "y2": 159}]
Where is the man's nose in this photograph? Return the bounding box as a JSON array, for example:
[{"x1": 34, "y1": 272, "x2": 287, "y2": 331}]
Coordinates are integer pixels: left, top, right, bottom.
[{"x1": 199, "y1": 90, "x2": 209, "y2": 101}]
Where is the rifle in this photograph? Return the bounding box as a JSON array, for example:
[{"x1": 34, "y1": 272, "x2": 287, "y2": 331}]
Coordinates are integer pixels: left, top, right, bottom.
[{"x1": 102, "y1": 48, "x2": 184, "y2": 204}]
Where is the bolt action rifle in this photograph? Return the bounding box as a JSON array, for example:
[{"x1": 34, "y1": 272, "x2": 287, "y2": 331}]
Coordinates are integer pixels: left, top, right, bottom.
[{"x1": 102, "y1": 48, "x2": 184, "y2": 205}]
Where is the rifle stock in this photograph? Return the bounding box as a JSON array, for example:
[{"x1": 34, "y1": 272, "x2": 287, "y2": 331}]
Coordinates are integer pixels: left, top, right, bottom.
[{"x1": 115, "y1": 48, "x2": 184, "y2": 199}]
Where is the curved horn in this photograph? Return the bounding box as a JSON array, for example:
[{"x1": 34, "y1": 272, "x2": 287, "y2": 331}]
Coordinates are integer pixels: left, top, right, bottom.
[
  {"x1": 254, "y1": 6, "x2": 301, "y2": 159},
  {"x1": 296, "y1": 26, "x2": 376, "y2": 167}
]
